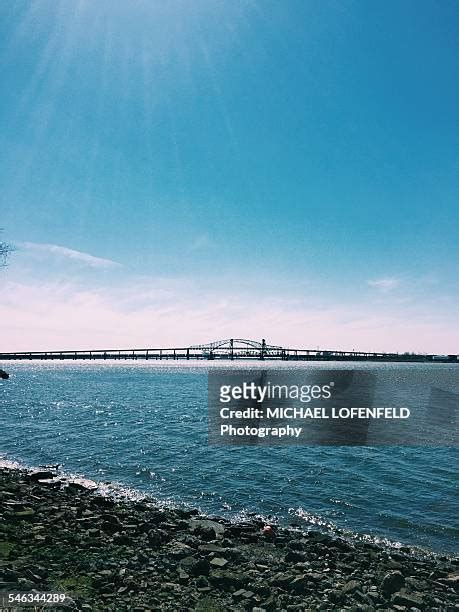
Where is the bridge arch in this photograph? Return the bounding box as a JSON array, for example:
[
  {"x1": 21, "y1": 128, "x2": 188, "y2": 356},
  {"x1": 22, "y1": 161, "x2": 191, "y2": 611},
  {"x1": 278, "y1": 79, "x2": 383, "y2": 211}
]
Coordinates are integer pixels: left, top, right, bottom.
[{"x1": 188, "y1": 338, "x2": 283, "y2": 350}]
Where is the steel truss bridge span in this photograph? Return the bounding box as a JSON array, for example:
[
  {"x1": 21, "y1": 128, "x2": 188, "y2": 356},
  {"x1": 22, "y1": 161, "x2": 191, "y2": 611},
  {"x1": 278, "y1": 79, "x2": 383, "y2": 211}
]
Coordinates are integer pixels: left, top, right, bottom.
[{"x1": 0, "y1": 339, "x2": 457, "y2": 363}]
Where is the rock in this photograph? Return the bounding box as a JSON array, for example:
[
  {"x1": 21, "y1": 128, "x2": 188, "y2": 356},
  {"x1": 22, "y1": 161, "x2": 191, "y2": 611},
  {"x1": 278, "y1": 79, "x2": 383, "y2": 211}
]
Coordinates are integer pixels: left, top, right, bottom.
[
  {"x1": 14, "y1": 508, "x2": 35, "y2": 518},
  {"x1": 190, "y1": 519, "x2": 225, "y2": 539},
  {"x1": 29, "y1": 471, "x2": 56, "y2": 481},
  {"x1": 381, "y1": 570, "x2": 405, "y2": 596},
  {"x1": 17, "y1": 577, "x2": 34, "y2": 590},
  {"x1": 194, "y1": 596, "x2": 224, "y2": 611},
  {"x1": 287, "y1": 539, "x2": 307, "y2": 551},
  {"x1": 260, "y1": 596, "x2": 277, "y2": 611},
  {"x1": 166, "y1": 541, "x2": 194, "y2": 558},
  {"x1": 102, "y1": 521, "x2": 120, "y2": 535},
  {"x1": 306, "y1": 531, "x2": 333, "y2": 544},
  {"x1": 234, "y1": 589, "x2": 256, "y2": 600},
  {"x1": 210, "y1": 557, "x2": 228, "y2": 568},
  {"x1": 196, "y1": 576, "x2": 209, "y2": 588},
  {"x1": 178, "y1": 568, "x2": 189, "y2": 583},
  {"x1": 367, "y1": 591, "x2": 381, "y2": 604},
  {"x1": 269, "y1": 572, "x2": 294, "y2": 588},
  {"x1": 193, "y1": 526, "x2": 217, "y2": 541},
  {"x1": 392, "y1": 590, "x2": 425, "y2": 609},
  {"x1": 289, "y1": 575, "x2": 309, "y2": 594},
  {"x1": 37, "y1": 478, "x2": 61, "y2": 488},
  {"x1": 209, "y1": 570, "x2": 244, "y2": 589},
  {"x1": 67, "y1": 481, "x2": 88, "y2": 492},
  {"x1": 405, "y1": 577, "x2": 430, "y2": 591},
  {"x1": 198, "y1": 543, "x2": 227, "y2": 554},
  {"x1": 330, "y1": 538, "x2": 352, "y2": 552},
  {"x1": 441, "y1": 572, "x2": 459, "y2": 585},
  {"x1": 0, "y1": 369, "x2": 9, "y2": 379},
  {"x1": 387, "y1": 559, "x2": 404, "y2": 570},
  {"x1": 179, "y1": 556, "x2": 210, "y2": 577},
  {"x1": 306, "y1": 572, "x2": 324, "y2": 582},
  {"x1": 284, "y1": 550, "x2": 305, "y2": 563},
  {"x1": 1, "y1": 466, "x2": 458, "y2": 612},
  {"x1": 148, "y1": 528, "x2": 170, "y2": 546},
  {"x1": 342, "y1": 579, "x2": 361, "y2": 594},
  {"x1": 113, "y1": 533, "x2": 131, "y2": 545},
  {"x1": 103, "y1": 513, "x2": 122, "y2": 525},
  {"x1": 328, "y1": 589, "x2": 344, "y2": 603}
]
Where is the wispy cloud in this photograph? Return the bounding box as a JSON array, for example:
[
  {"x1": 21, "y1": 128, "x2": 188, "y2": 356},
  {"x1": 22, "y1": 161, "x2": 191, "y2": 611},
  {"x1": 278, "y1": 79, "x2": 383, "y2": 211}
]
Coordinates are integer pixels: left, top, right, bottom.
[
  {"x1": 0, "y1": 277, "x2": 457, "y2": 353},
  {"x1": 367, "y1": 277, "x2": 400, "y2": 292},
  {"x1": 20, "y1": 242, "x2": 122, "y2": 269},
  {"x1": 189, "y1": 233, "x2": 214, "y2": 252}
]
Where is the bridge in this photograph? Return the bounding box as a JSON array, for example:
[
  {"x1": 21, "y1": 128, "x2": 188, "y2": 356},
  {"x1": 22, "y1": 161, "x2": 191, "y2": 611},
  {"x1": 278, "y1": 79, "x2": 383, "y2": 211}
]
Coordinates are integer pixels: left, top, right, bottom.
[{"x1": 0, "y1": 339, "x2": 457, "y2": 363}]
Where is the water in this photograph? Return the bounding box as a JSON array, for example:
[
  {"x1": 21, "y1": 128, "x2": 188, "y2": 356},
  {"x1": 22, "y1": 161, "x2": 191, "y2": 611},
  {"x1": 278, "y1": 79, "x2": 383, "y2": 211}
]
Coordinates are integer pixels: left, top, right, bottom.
[{"x1": 1, "y1": 360, "x2": 457, "y2": 555}]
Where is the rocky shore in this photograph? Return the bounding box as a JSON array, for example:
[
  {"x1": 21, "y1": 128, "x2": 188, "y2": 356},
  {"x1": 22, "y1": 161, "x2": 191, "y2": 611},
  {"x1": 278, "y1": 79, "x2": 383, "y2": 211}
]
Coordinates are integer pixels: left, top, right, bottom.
[{"x1": 0, "y1": 467, "x2": 457, "y2": 611}]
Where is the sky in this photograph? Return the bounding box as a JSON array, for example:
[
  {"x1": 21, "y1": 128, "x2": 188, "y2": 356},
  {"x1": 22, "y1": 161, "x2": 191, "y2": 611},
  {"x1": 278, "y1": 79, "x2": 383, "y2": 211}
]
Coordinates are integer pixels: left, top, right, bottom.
[{"x1": 0, "y1": 0, "x2": 458, "y2": 353}]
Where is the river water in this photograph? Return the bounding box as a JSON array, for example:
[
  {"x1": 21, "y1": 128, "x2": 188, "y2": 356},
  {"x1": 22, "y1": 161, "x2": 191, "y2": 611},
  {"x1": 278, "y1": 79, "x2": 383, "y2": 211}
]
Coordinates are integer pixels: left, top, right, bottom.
[{"x1": 1, "y1": 360, "x2": 457, "y2": 555}]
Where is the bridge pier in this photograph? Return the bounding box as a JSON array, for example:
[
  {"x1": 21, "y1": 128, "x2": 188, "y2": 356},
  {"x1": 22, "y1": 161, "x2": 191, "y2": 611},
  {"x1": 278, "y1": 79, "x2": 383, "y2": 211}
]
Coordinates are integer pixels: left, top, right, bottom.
[{"x1": 0, "y1": 340, "x2": 457, "y2": 363}]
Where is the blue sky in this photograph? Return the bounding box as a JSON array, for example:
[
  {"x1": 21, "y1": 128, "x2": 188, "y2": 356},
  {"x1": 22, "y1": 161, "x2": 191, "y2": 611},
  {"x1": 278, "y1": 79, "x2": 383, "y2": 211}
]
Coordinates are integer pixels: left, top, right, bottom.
[{"x1": 0, "y1": 0, "x2": 458, "y2": 352}]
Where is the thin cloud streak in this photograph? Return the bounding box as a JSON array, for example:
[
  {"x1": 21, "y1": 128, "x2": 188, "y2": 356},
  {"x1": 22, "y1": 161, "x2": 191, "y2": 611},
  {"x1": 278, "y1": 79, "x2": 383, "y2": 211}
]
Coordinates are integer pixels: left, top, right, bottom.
[
  {"x1": 367, "y1": 277, "x2": 400, "y2": 292},
  {"x1": 20, "y1": 242, "x2": 122, "y2": 269}
]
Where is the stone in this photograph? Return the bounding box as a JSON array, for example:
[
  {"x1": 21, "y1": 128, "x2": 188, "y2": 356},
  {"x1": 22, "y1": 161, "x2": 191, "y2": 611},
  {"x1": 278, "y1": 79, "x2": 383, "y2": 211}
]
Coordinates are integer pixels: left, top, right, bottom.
[
  {"x1": 198, "y1": 543, "x2": 227, "y2": 554},
  {"x1": 328, "y1": 589, "x2": 344, "y2": 603},
  {"x1": 1, "y1": 466, "x2": 458, "y2": 612},
  {"x1": 342, "y1": 579, "x2": 361, "y2": 594},
  {"x1": 195, "y1": 576, "x2": 209, "y2": 588},
  {"x1": 381, "y1": 570, "x2": 405, "y2": 596},
  {"x1": 167, "y1": 541, "x2": 195, "y2": 558},
  {"x1": 287, "y1": 539, "x2": 307, "y2": 551},
  {"x1": 289, "y1": 575, "x2": 309, "y2": 594},
  {"x1": 284, "y1": 550, "x2": 305, "y2": 563},
  {"x1": 178, "y1": 568, "x2": 189, "y2": 583},
  {"x1": 29, "y1": 471, "x2": 56, "y2": 481},
  {"x1": 270, "y1": 573, "x2": 294, "y2": 588},
  {"x1": 392, "y1": 590, "x2": 425, "y2": 610},
  {"x1": 17, "y1": 577, "x2": 34, "y2": 590},
  {"x1": 14, "y1": 508, "x2": 35, "y2": 518},
  {"x1": 367, "y1": 591, "x2": 381, "y2": 604},
  {"x1": 37, "y1": 478, "x2": 61, "y2": 488},
  {"x1": 190, "y1": 519, "x2": 225, "y2": 539},
  {"x1": 102, "y1": 521, "x2": 120, "y2": 535},
  {"x1": 113, "y1": 533, "x2": 131, "y2": 545},
  {"x1": 179, "y1": 556, "x2": 210, "y2": 577},
  {"x1": 260, "y1": 595, "x2": 277, "y2": 611},
  {"x1": 442, "y1": 572, "x2": 459, "y2": 585},
  {"x1": 210, "y1": 557, "x2": 228, "y2": 568},
  {"x1": 209, "y1": 570, "x2": 243, "y2": 589}
]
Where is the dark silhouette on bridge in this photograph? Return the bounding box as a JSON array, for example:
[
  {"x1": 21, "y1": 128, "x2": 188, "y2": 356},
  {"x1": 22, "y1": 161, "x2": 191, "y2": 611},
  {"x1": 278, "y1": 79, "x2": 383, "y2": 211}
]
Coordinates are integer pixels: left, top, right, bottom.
[{"x1": 0, "y1": 339, "x2": 457, "y2": 363}]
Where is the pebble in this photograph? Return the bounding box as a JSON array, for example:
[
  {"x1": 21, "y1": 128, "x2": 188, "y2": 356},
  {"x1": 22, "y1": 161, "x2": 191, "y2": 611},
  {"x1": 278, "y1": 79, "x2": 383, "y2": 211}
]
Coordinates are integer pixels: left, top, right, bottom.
[{"x1": 1, "y1": 466, "x2": 456, "y2": 611}]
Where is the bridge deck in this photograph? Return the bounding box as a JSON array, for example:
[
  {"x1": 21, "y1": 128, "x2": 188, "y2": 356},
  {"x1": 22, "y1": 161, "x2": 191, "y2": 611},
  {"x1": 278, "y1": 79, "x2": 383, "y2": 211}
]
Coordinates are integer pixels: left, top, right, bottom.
[{"x1": 0, "y1": 348, "x2": 457, "y2": 363}]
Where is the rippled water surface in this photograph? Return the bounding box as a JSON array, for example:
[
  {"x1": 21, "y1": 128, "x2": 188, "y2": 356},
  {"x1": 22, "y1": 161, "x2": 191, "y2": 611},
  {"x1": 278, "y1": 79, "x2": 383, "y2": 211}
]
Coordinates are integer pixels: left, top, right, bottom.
[{"x1": 1, "y1": 361, "x2": 457, "y2": 554}]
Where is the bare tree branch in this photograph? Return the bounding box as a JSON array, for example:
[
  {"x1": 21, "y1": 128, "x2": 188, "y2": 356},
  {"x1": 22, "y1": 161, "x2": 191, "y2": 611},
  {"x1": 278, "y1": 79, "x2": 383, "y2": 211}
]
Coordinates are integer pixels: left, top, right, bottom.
[{"x1": 0, "y1": 230, "x2": 15, "y2": 267}]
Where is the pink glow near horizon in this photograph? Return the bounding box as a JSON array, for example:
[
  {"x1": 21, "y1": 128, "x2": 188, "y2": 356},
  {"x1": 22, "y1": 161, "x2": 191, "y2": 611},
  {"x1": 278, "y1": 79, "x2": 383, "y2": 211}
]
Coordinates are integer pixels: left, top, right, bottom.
[{"x1": 1, "y1": 278, "x2": 457, "y2": 354}]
